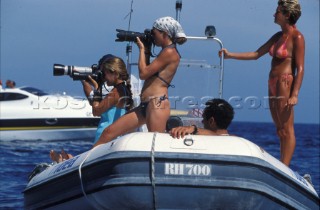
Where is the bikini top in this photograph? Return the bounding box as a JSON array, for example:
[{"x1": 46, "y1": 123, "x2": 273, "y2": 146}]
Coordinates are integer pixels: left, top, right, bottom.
[
  {"x1": 153, "y1": 44, "x2": 181, "y2": 88},
  {"x1": 269, "y1": 36, "x2": 291, "y2": 59}
]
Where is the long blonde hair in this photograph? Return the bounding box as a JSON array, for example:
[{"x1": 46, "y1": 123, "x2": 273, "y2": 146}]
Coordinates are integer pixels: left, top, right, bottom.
[{"x1": 102, "y1": 57, "x2": 134, "y2": 110}]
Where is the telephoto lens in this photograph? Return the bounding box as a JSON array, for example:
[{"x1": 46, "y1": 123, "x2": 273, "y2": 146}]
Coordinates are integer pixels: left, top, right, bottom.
[
  {"x1": 115, "y1": 29, "x2": 146, "y2": 42},
  {"x1": 53, "y1": 64, "x2": 70, "y2": 76},
  {"x1": 53, "y1": 64, "x2": 93, "y2": 77}
]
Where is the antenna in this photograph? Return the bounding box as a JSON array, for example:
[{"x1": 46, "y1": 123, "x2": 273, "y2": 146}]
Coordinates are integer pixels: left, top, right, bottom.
[
  {"x1": 175, "y1": 0, "x2": 182, "y2": 21},
  {"x1": 124, "y1": 0, "x2": 134, "y2": 75},
  {"x1": 124, "y1": 0, "x2": 134, "y2": 31}
]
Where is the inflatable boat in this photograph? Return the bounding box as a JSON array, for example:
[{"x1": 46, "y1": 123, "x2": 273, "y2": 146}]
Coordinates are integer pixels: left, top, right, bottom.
[{"x1": 24, "y1": 132, "x2": 319, "y2": 210}]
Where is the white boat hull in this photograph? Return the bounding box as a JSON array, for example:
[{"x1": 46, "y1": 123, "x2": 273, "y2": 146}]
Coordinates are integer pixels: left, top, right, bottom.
[
  {"x1": 0, "y1": 87, "x2": 99, "y2": 141},
  {"x1": 0, "y1": 127, "x2": 97, "y2": 141}
]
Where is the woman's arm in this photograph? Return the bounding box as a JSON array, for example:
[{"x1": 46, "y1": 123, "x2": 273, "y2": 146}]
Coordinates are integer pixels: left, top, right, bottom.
[
  {"x1": 219, "y1": 33, "x2": 280, "y2": 60},
  {"x1": 220, "y1": 44, "x2": 270, "y2": 60},
  {"x1": 81, "y1": 80, "x2": 93, "y2": 98},
  {"x1": 86, "y1": 76, "x2": 118, "y2": 116},
  {"x1": 136, "y1": 37, "x2": 175, "y2": 80},
  {"x1": 91, "y1": 89, "x2": 119, "y2": 116},
  {"x1": 221, "y1": 49, "x2": 261, "y2": 60},
  {"x1": 287, "y1": 32, "x2": 305, "y2": 106},
  {"x1": 137, "y1": 37, "x2": 148, "y2": 75}
]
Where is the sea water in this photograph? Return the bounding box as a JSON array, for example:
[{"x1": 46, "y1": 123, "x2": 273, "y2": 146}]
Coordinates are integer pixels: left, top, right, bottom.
[{"x1": 0, "y1": 122, "x2": 319, "y2": 209}]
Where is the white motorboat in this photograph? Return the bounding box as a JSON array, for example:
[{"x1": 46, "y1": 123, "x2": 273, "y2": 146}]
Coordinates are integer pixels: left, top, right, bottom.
[{"x1": 0, "y1": 86, "x2": 99, "y2": 141}]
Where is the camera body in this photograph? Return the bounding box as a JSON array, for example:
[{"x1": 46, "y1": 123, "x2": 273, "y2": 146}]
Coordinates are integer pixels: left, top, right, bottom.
[
  {"x1": 53, "y1": 64, "x2": 104, "y2": 84},
  {"x1": 116, "y1": 29, "x2": 154, "y2": 50}
]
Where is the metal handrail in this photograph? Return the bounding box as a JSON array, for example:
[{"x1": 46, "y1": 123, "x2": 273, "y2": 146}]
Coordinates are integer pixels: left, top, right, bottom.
[{"x1": 185, "y1": 36, "x2": 224, "y2": 98}]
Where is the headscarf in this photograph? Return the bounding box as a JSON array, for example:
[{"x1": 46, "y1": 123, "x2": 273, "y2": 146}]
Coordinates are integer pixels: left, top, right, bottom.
[{"x1": 152, "y1": 16, "x2": 186, "y2": 41}]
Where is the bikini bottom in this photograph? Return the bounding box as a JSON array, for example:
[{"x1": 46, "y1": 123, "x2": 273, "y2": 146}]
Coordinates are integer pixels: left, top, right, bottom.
[
  {"x1": 268, "y1": 74, "x2": 293, "y2": 96},
  {"x1": 139, "y1": 94, "x2": 168, "y2": 118}
]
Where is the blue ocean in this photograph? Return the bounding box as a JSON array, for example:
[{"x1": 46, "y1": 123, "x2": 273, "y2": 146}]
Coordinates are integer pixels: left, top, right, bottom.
[{"x1": 0, "y1": 122, "x2": 319, "y2": 209}]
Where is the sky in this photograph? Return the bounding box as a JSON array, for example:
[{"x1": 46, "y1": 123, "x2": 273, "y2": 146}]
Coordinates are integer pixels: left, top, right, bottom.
[{"x1": 1, "y1": 0, "x2": 319, "y2": 124}]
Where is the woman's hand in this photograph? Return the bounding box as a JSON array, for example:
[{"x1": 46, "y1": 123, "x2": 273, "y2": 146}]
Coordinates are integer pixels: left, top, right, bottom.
[
  {"x1": 136, "y1": 37, "x2": 145, "y2": 51},
  {"x1": 87, "y1": 75, "x2": 99, "y2": 90},
  {"x1": 219, "y1": 48, "x2": 231, "y2": 59},
  {"x1": 286, "y1": 96, "x2": 298, "y2": 107}
]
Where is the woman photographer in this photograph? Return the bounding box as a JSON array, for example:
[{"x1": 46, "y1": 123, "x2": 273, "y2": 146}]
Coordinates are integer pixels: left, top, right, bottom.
[
  {"x1": 50, "y1": 55, "x2": 133, "y2": 162},
  {"x1": 93, "y1": 16, "x2": 187, "y2": 147},
  {"x1": 81, "y1": 54, "x2": 131, "y2": 143}
]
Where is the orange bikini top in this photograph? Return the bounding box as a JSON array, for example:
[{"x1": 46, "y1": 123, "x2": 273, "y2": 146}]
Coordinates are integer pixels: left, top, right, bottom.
[{"x1": 269, "y1": 36, "x2": 291, "y2": 59}]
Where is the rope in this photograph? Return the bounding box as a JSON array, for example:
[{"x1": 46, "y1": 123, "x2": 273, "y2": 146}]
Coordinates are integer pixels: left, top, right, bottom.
[
  {"x1": 78, "y1": 132, "x2": 158, "y2": 209},
  {"x1": 78, "y1": 146, "x2": 104, "y2": 210},
  {"x1": 151, "y1": 132, "x2": 158, "y2": 210}
]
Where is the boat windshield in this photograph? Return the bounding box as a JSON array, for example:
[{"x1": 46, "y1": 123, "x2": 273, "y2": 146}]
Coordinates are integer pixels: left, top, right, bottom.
[{"x1": 20, "y1": 87, "x2": 49, "y2": 96}]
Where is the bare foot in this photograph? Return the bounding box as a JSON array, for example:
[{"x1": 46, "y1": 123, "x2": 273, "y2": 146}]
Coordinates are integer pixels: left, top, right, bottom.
[
  {"x1": 50, "y1": 150, "x2": 63, "y2": 163},
  {"x1": 61, "y1": 149, "x2": 73, "y2": 160}
]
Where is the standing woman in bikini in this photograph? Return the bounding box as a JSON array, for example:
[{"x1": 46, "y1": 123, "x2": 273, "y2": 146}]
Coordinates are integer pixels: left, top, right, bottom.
[
  {"x1": 219, "y1": 0, "x2": 304, "y2": 166},
  {"x1": 93, "y1": 16, "x2": 187, "y2": 147}
]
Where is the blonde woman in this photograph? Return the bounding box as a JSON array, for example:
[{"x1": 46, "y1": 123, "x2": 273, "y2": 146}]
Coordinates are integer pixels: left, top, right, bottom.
[{"x1": 50, "y1": 56, "x2": 133, "y2": 162}]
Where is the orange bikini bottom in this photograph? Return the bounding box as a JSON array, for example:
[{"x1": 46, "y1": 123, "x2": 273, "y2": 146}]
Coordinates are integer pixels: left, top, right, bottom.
[{"x1": 268, "y1": 74, "x2": 293, "y2": 96}]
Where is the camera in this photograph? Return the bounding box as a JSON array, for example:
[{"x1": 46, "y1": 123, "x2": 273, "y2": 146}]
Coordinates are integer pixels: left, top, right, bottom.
[
  {"x1": 115, "y1": 29, "x2": 154, "y2": 49},
  {"x1": 53, "y1": 64, "x2": 104, "y2": 83}
]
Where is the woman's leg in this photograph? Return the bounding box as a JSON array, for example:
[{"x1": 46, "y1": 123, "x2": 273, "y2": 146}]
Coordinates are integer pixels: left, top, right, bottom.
[
  {"x1": 269, "y1": 75, "x2": 295, "y2": 166},
  {"x1": 146, "y1": 97, "x2": 170, "y2": 132},
  {"x1": 93, "y1": 107, "x2": 146, "y2": 147},
  {"x1": 278, "y1": 75, "x2": 295, "y2": 166}
]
